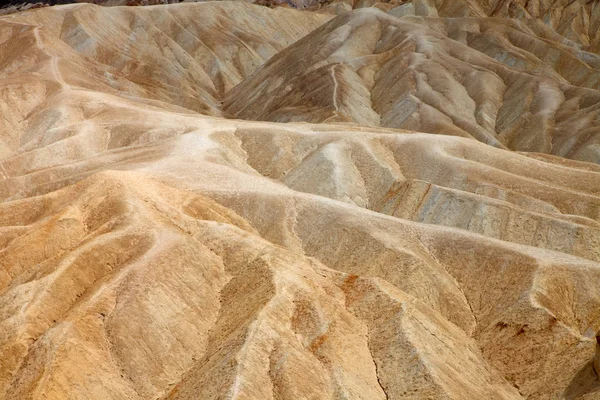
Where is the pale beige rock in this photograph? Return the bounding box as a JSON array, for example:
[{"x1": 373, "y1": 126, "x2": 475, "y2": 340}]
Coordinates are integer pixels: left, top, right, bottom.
[
  {"x1": 0, "y1": 2, "x2": 600, "y2": 400},
  {"x1": 225, "y1": 7, "x2": 600, "y2": 163}
]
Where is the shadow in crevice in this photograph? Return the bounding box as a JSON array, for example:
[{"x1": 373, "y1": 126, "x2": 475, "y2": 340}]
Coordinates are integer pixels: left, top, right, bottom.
[{"x1": 563, "y1": 361, "x2": 600, "y2": 399}]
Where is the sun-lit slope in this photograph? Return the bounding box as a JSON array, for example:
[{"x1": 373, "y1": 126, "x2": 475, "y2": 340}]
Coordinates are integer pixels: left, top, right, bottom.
[
  {"x1": 2, "y1": 2, "x2": 600, "y2": 400},
  {"x1": 224, "y1": 8, "x2": 600, "y2": 163},
  {"x1": 0, "y1": 2, "x2": 331, "y2": 159},
  {"x1": 0, "y1": 171, "x2": 529, "y2": 400},
  {"x1": 2, "y1": 86, "x2": 600, "y2": 398}
]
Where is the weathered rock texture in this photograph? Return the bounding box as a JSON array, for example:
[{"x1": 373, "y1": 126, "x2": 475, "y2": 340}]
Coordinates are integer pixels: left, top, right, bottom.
[
  {"x1": 1, "y1": 2, "x2": 600, "y2": 400},
  {"x1": 225, "y1": 6, "x2": 600, "y2": 163}
]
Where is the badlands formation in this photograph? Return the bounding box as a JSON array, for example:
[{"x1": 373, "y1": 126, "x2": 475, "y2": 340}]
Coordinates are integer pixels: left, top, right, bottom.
[{"x1": 1, "y1": 0, "x2": 600, "y2": 399}]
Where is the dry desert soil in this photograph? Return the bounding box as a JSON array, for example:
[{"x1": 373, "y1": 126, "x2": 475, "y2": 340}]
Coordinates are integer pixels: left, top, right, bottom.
[{"x1": 2, "y1": 0, "x2": 600, "y2": 399}]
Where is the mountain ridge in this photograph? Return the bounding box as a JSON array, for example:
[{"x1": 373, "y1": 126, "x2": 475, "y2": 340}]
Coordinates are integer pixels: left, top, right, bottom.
[{"x1": 1, "y1": 1, "x2": 600, "y2": 399}]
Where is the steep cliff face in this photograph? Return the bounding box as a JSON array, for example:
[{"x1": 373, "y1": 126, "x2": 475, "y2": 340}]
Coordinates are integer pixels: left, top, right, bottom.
[{"x1": 1, "y1": 2, "x2": 600, "y2": 400}]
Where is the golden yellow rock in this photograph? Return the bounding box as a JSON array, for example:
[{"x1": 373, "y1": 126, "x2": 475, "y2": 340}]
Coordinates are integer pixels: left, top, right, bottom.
[{"x1": 0, "y1": 2, "x2": 600, "y2": 400}]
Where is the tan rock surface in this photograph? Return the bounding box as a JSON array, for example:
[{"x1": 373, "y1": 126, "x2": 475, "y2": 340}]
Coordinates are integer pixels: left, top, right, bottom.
[
  {"x1": 225, "y1": 7, "x2": 600, "y2": 163},
  {"x1": 1, "y1": 2, "x2": 600, "y2": 400}
]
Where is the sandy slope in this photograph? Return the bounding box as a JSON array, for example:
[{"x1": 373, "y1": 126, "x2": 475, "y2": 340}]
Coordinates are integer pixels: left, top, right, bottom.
[
  {"x1": 1, "y1": 2, "x2": 600, "y2": 400},
  {"x1": 225, "y1": 7, "x2": 600, "y2": 162}
]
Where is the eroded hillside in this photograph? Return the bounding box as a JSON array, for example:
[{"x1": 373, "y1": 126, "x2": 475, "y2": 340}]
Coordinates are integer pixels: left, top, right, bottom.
[{"x1": 1, "y1": 2, "x2": 600, "y2": 400}]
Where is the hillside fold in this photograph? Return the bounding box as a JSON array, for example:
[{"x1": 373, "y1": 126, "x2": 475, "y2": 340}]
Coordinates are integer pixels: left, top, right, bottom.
[{"x1": 1, "y1": 1, "x2": 600, "y2": 399}]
